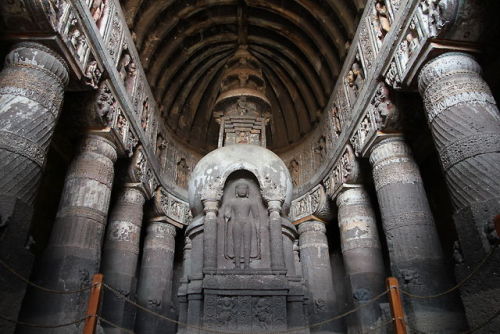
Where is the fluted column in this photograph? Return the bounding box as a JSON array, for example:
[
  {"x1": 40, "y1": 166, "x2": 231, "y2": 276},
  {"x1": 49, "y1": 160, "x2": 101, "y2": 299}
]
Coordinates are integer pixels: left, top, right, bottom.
[
  {"x1": 418, "y1": 52, "x2": 500, "y2": 329},
  {"x1": 18, "y1": 134, "x2": 117, "y2": 333},
  {"x1": 369, "y1": 137, "x2": 466, "y2": 333},
  {"x1": 298, "y1": 220, "x2": 342, "y2": 334},
  {"x1": 337, "y1": 186, "x2": 385, "y2": 333},
  {"x1": 135, "y1": 220, "x2": 177, "y2": 334},
  {"x1": 0, "y1": 42, "x2": 68, "y2": 333},
  {"x1": 101, "y1": 184, "x2": 146, "y2": 333}
]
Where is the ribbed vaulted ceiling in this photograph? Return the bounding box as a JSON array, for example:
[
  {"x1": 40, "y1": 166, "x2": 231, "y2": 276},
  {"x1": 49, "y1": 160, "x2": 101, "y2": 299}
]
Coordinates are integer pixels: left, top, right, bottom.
[{"x1": 120, "y1": 0, "x2": 366, "y2": 153}]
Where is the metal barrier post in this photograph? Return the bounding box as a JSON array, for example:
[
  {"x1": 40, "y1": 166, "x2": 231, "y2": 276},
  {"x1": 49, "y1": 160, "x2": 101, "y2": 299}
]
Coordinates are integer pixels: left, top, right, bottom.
[
  {"x1": 83, "y1": 273, "x2": 103, "y2": 334},
  {"x1": 386, "y1": 277, "x2": 407, "y2": 334}
]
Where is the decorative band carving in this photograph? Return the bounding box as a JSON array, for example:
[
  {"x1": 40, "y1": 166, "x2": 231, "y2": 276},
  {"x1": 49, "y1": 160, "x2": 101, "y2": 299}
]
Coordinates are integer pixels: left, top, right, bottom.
[
  {"x1": 147, "y1": 222, "x2": 177, "y2": 238},
  {"x1": 56, "y1": 206, "x2": 107, "y2": 225},
  {"x1": 0, "y1": 68, "x2": 63, "y2": 115},
  {"x1": 424, "y1": 75, "x2": 495, "y2": 123},
  {"x1": 373, "y1": 161, "x2": 421, "y2": 191},
  {"x1": 67, "y1": 157, "x2": 114, "y2": 188},
  {"x1": 299, "y1": 242, "x2": 328, "y2": 250},
  {"x1": 80, "y1": 135, "x2": 118, "y2": 162},
  {"x1": 341, "y1": 239, "x2": 381, "y2": 253},
  {"x1": 106, "y1": 220, "x2": 140, "y2": 246},
  {"x1": 297, "y1": 220, "x2": 326, "y2": 235},
  {"x1": 369, "y1": 137, "x2": 410, "y2": 165},
  {"x1": 381, "y1": 211, "x2": 434, "y2": 231},
  {"x1": 336, "y1": 187, "x2": 370, "y2": 207},
  {"x1": 418, "y1": 53, "x2": 481, "y2": 93},
  {"x1": 439, "y1": 133, "x2": 500, "y2": 171},
  {"x1": 0, "y1": 130, "x2": 45, "y2": 167}
]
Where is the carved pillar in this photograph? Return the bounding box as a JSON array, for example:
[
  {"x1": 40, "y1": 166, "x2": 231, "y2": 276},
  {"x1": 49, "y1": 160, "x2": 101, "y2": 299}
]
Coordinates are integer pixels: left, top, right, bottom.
[
  {"x1": 100, "y1": 183, "x2": 146, "y2": 333},
  {"x1": 135, "y1": 220, "x2": 177, "y2": 334},
  {"x1": 177, "y1": 237, "x2": 192, "y2": 334},
  {"x1": 0, "y1": 42, "x2": 68, "y2": 333},
  {"x1": 418, "y1": 52, "x2": 500, "y2": 329},
  {"x1": 184, "y1": 217, "x2": 204, "y2": 334},
  {"x1": 337, "y1": 186, "x2": 385, "y2": 333},
  {"x1": 268, "y1": 200, "x2": 286, "y2": 272},
  {"x1": 298, "y1": 220, "x2": 342, "y2": 334},
  {"x1": 202, "y1": 199, "x2": 218, "y2": 272},
  {"x1": 18, "y1": 134, "x2": 117, "y2": 334},
  {"x1": 369, "y1": 136, "x2": 466, "y2": 333}
]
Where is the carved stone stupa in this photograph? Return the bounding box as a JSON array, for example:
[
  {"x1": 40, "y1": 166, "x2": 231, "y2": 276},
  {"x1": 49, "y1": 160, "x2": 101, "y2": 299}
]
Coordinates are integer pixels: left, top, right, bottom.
[{"x1": 179, "y1": 46, "x2": 308, "y2": 333}]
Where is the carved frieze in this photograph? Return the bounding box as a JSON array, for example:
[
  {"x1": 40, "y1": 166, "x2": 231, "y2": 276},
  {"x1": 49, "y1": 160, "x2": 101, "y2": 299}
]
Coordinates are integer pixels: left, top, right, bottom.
[
  {"x1": 384, "y1": 0, "x2": 459, "y2": 89},
  {"x1": 289, "y1": 184, "x2": 331, "y2": 221},
  {"x1": 155, "y1": 188, "x2": 190, "y2": 226},
  {"x1": 350, "y1": 82, "x2": 400, "y2": 157},
  {"x1": 323, "y1": 145, "x2": 360, "y2": 200}
]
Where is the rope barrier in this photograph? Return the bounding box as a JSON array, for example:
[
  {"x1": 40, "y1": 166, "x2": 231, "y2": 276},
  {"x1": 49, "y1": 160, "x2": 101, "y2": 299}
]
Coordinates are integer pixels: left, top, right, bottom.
[
  {"x1": 400, "y1": 247, "x2": 496, "y2": 299},
  {"x1": 103, "y1": 282, "x2": 389, "y2": 334},
  {"x1": 0, "y1": 257, "x2": 94, "y2": 295},
  {"x1": 461, "y1": 308, "x2": 500, "y2": 334},
  {"x1": 0, "y1": 313, "x2": 86, "y2": 329},
  {"x1": 402, "y1": 307, "x2": 500, "y2": 334},
  {"x1": 97, "y1": 313, "x2": 395, "y2": 334}
]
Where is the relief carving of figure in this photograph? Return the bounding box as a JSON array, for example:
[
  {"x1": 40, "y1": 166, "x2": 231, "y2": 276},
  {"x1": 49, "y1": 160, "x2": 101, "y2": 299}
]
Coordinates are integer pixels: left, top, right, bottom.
[
  {"x1": 96, "y1": 84, "x2": 115, "y2": 125},
  {"x1": 84, "y1": 60, "x2": 101, "y2": 89},
  {"x1": 90, "y1": 0, "x2": 107, "y2": 27},
  {"x1": 373, "y1": 0, "x2": 391, "y2": 41},
  {"x1": 288, "y1": 159, "x2": 300, "y2": 187},
  {"x1": 314, "y1": 136, "x2": 327, "y2": 163},
  {"x1": 176, "y1": 158, "x2": 189, "y2": 188},
  {"x1": 118, "y1": 46, "x2": 136, "y2": 93},
  {"x1": 346, "y1": 60, "x2": 364, "y2": 102},
  {"x1": 224, "y1": 181, "x2": 259, "y2": 269}
]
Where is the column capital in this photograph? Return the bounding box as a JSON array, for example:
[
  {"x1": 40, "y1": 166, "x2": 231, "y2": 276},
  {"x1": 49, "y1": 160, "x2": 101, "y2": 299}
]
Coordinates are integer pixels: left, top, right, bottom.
[
  {"x1": 297, "y1": 219, "x2": 326, "y2": 235},
  {"x1": 418, "y1": 52, "x2": 481, "y2": 93},
  {"x1": 5, "y1": 42, "x2": 69, "y2": 86},
  {"x1": 368, "y1": 135, "x2": 410, "y2": 166},
  {"x1": 79, "y1": 133, "x2": 118, "y2": 163},
  {"x1": 146, "y1": 218, "x2": 178, "y2": 238},
  {"x1": 336, "y1": 186, "x2": 370, "y2": 207}
]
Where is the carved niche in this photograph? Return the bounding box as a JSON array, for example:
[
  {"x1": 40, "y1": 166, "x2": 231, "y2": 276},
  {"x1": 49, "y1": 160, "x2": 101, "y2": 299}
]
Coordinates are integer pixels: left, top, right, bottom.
[
  {"x1": 345, "y1": 53, "x2": 365, "y2": 105},
  {"x1": 216, "y1": 174, "x2": 270, "y2": 270},
  {"x1": 117, "y1": 43, "x2": 136, "y2": 93},
  {"x1": 372, "y1": 0, "x2": 392, "y2": 44},
  {"x1": 288, "y1": 159, "x2": 300, "y2": 187},
  {"x1": 175, "y1": 158, "x2": 190, "y2": 188}
]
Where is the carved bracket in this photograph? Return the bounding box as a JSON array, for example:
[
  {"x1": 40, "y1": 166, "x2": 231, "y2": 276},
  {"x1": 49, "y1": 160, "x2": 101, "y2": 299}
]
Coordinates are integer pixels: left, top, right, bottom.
[
  {"x1": 153, "y1": 188, "x2": 191, "y2": 227},
  {"x1": 290, "y1": 184, "x2": 332, "y2": 222},
  {"x1": 323, "y1": 144, "x2": 361, "y2": 200}
]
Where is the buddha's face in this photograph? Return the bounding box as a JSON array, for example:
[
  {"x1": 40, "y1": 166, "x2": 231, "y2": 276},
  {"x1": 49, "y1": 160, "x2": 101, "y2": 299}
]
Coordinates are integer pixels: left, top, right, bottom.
[{"x1": 235, "y1": 184, "x2": 249, "y2": 197}]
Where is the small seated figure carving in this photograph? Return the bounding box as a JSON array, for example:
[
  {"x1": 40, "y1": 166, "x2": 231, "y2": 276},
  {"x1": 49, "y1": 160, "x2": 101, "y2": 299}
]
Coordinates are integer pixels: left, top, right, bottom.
[{"x1": 224, "y1": 182, "x2": 259, "y2": 269}]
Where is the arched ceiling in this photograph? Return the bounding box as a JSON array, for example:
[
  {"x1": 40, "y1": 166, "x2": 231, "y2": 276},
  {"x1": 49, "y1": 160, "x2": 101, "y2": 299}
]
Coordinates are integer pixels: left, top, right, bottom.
[{"x1": 120, "y1": 0, "x2": 366, "y2": 153}]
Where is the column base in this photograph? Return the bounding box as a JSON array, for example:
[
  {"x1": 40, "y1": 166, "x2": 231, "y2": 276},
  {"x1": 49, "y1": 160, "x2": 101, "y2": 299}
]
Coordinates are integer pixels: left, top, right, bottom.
[
  {"x1": 0, "y1": 195, "x2": 34, "y2": 334},
  {"x1": 454, "y1": 198, "x2": 500, "y2": 332}
]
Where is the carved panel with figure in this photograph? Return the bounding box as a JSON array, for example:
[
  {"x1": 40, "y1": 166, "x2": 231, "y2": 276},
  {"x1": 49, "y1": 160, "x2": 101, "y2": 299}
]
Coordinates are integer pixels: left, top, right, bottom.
[{"x1": 217, "y1": 172, "x2": 270, "y2": 271}]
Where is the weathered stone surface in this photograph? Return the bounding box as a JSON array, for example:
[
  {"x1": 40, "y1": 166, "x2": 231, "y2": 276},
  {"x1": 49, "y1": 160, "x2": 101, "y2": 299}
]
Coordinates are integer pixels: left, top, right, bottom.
[
  {"x1": 337, "y1": 186, "x2": 385, "y2": 333},
  {"x1": 17, "y1": 134, "x2": 117, "y2": 334},
  {"x1": 418, "y1": 52, "x2": 500, "y2": 331},
  {"x1": 101, "y1": 184, "x2": 146, "y2": 333},
  {"x1": 135, "y1": 220, "x2": 177, "y2": 334},
  {"x1": 369, "y1": 136, "x2": 466, "y2": 333},
  {"x1": 0, "y1": 42, "x2": 68, "y2": 334},
  {"x1": 298, "y1": 220, "x2": 343, "y2": 334}
]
